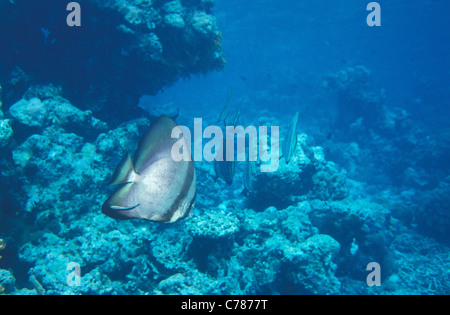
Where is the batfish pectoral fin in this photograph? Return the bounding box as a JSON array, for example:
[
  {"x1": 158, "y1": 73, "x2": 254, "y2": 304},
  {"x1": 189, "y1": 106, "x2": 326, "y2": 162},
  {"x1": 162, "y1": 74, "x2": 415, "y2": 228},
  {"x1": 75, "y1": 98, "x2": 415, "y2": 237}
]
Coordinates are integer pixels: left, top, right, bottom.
[
  {"x1": 108, "y1": 154, "x2": 136, "y2": 186},
  {"x1": 102, "y1": 182, "x2": 140, "y2": 220}
]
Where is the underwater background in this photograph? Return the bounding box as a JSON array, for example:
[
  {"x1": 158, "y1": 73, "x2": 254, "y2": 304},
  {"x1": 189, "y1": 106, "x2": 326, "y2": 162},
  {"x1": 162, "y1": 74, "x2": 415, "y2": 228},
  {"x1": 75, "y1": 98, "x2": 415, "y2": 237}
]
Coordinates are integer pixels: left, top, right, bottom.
[{"x1": 0, "y1": 0, "x2": 449, "y2": 294}]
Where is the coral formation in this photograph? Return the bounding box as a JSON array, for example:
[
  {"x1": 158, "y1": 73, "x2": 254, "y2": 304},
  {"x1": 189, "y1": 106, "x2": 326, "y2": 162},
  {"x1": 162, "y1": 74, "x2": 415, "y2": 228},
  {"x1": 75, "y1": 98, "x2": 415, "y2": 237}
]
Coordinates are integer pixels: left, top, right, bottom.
[
  {"x1": 0, "y1": 81, "x2": 448, "y2": 295},
  {"x1": 323, "y1": 65, "x2": 385, "y2": 128},
  {"x1": 0, "y1": 84, "x2": 3, "y2": 118},
  {"x1": 246, "y1": 133, "x2": 348, "y2": 210},
  {"x1": 0, "y1": 119, "x2": 13, "y2": 150},
  {"x1": 324, "y1": 66, "x2": 450, "y2": 246},
  {"x1": 9, "y1": 90, "x2": 107, "y2": 140},
  {"x1": 0, "y1": 239, "x2": 5, "y2": 259},
  {"x1": 415, "y1": 176, "x2": 450, "y2": 243},
  {"x1": 0, "y1": 85, "x2": 12, "y2": 150},
  {"x1": 0, "y1": 0, "x2": 225, "y2": 123},
  {"x1": 0, "y1": 0, "x2": 447, "y2": 296},
  {"x1": 0, "y1": 85, "x2": 352, "y2": 294},
  {"x1": 0, "y1": 239, "x2": 5, "y2": 294}
]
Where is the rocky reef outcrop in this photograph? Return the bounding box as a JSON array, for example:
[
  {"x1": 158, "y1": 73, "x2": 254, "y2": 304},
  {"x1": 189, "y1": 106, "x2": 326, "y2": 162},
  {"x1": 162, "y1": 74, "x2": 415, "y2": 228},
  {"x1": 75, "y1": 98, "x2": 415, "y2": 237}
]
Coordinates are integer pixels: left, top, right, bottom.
[
  {"x1": 415, "y1": 176, "x2": 450, "y2": 243},
  {"x1": 0, "y1": 0, "x2": 225, "y2": 123},
  {"x1": 246, "y1": 134, "x2": 348, "y2": 211},
  {"x1": 323, "y1": 66, "x2": 450, "y2": 246}
]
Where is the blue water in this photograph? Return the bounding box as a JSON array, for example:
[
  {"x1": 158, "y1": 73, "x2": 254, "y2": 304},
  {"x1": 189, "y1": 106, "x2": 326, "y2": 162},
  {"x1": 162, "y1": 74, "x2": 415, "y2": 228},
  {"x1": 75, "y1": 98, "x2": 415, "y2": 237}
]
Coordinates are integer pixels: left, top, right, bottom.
[
  {"x1": 0, "y1": 0, "x2": 449, "y2": 295},
  {"x1": 149, "y1": 0, "x2": 450, "y2": 121}
]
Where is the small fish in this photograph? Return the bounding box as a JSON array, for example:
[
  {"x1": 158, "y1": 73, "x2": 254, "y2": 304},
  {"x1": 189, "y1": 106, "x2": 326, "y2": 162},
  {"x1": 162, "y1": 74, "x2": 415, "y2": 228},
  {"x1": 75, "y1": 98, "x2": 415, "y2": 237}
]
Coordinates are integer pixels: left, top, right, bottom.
[
  {"x1": 214, "y1": 135, "x2": 235, "y2": 185},
  {"x1": 282, "y1": 111, "x2": 299, "y2": 164},
  {"x1": 29, "y1": 274, "x2": 45, "y2": 295},
  {"x1": 41, "y1": 27, "x2": 56, "y2": 44},
  {"x1": 232, "y1": 109, "x2": 241, "y2": 127},
  {"x1": 172, "y1": 108, "x2": 180, "y2": 121},
  {"x1": 242, "y1": 152, "x2": 254, "y2": 195},
  {"x1": 214, "y1": 126, "x2": 238, "y2": 185},
  {"x1": 214, "y1": 158, "x2": 235, "y2": 185},
  {"x1": 216, "y1": 89, "x2": 232, "y2": 125},
  {"x1": 102, "y1": 115, "x2": 196, "y2": 223}
]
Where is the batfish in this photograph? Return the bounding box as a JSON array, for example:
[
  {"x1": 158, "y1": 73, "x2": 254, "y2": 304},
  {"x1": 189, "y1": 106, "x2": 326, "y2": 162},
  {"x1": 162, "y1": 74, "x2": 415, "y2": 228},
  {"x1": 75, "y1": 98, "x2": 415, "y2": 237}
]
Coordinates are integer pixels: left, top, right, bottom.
[
  {"x1": 282, "y1": 111, "x2": 299, "y2": 164},
  {"x1": 102, "y1": 115, "x2": 196, "y2": 223}
]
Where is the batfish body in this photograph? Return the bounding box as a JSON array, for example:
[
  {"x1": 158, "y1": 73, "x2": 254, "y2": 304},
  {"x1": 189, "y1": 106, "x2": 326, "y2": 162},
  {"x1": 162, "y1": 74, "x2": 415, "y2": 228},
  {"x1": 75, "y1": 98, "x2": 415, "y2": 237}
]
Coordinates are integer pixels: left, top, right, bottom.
[{"x1": 102, "y1": 115, "x2": 196, "y2": 223}]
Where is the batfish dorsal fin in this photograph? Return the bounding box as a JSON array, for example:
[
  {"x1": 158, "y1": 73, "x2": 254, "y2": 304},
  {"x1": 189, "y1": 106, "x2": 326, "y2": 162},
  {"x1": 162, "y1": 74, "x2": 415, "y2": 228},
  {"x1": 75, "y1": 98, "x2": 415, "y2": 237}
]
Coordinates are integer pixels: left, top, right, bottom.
[
  {"x1": 134, "y1": 115, "x2": 179, "y2": 173},
  {"x1": 108, "y1": 154, "x2": 135, "y2": 186}
]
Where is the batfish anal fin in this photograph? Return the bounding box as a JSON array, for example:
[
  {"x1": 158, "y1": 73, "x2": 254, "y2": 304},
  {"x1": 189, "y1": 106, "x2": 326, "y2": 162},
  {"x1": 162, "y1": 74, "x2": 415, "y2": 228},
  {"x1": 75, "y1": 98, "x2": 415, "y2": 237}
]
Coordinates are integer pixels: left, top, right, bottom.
[{"x1": 108, "y1": 154, "x2": 136, "y2": 186}]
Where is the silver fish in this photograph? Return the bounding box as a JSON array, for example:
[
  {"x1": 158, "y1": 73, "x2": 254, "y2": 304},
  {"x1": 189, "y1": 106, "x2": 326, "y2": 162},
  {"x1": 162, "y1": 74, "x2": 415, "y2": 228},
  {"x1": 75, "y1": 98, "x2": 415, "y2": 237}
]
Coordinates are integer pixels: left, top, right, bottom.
[
  {"x1": 102, "y1": 115, "x2": 196, "y2": 223},
  {"x1": 214, "y1": 127, "x2": 236, "y2": 185},
  {"x1": 232, "y1": 109, "x2": 241, "y2": 127},
  {"x1": 282, "y1": 111, "x2": 299, "y2": 164},
  {"x1": 216, "y1": 89, "x2": 233, "y2": 125},
  {"x1": 242, "y1": 152, "x2": 254, "y2": 195}
]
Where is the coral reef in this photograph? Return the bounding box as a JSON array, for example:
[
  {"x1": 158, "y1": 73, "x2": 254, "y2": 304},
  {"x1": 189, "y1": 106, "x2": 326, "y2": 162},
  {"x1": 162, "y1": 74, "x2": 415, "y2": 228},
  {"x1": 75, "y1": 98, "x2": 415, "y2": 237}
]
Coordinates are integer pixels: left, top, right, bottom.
[
  {"x1": 0, "y1": 0, "x2": 225, "y2": 123},
  {"x1": 0, "y1": 84, "x2": 3, "y2": 118},
  {"x1": 0, "y1": 239, "x2": 5, "y2": 256},
  {"x1": 323, "y1": 65, "x2": 385, "y2": 128},
  {"x1": 0, "y1": 84, "x2": 448, "y2": 295},
  {"x1": 323, "y1": 66, "x2": 450, "y2": 246},
  {"x1": 0, "y1": 119, "x2": 13, "y2": 150},
  {"x1": 323, "y1": 66, "x2": 447, "y2": 188},
  {"x1": 0, "y1": 85, "x2": 348, "y2": 294},
  {"x1": 0, "y1": 239, "x2": 6, "y2": 294},
  {"x1": 9, "y1": 87, "x2": 108, "y2": 141},
  {"x1": 7, "y1": 91, "x2": 149, "y2": 219},
  {"x1": 0, "y1": 85, "x2": 12, "y2": 150},
  {"x1": 246, "y1": 133, "x2": 348, "y2": 211},
  {"x1": 415, "y1": 176, "x2": 450, "y2": 243}
]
